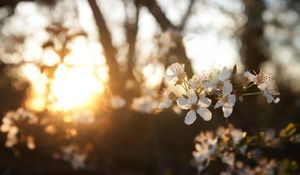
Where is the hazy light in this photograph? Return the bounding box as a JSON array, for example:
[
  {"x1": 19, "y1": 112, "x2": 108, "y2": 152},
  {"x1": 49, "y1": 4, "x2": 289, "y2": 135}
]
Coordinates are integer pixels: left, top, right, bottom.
[
  {"x1": 22, "y1": 39, "x2": 108, "y2": 112},
  {"x1": 48, "y1": 64, "x2": 104, "y2": 111}
]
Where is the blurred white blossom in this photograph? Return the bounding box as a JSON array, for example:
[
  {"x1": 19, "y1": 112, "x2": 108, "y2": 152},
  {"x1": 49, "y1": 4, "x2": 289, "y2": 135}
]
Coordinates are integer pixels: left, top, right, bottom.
[
  {"x1": 158, "y1": 30, "x2": 176, "y2": 56},
  {"x1": 72, "y1": 110, "x2": 95, "y2": 124},
  {"x1": 111, "y1": 96, "x2": 126, "y2": 109},
  {"x1": 131, "y1": 96, "x2": 156, "y2": 114},
  {"x1": 0, "y1": 108, "x2": 38, "y2": 148},
  {"x1": 193, "y1": 132, "x2": 218, "y2": 173},
  {"x1": 62, "y1": 144, "x2": 87, "y2": 169}
]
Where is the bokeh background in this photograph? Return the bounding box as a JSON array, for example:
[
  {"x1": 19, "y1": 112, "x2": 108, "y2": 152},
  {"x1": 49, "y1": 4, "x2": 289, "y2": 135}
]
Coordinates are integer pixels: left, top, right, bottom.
[{"x1": 0, "y1": 0, "x2": 300, "y2": 174}]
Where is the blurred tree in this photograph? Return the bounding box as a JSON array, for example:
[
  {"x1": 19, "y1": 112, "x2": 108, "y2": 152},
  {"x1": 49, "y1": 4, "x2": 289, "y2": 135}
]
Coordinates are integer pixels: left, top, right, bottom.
[
  {"x1": 240, "y1": 0, "x2": 269, "y2": 72},
  {"x1": 87, "y1": 0, "x2": 195, "y2": 96},
  {"x1": 0, "y1": 0, "x2": 299, "y2": 175}
]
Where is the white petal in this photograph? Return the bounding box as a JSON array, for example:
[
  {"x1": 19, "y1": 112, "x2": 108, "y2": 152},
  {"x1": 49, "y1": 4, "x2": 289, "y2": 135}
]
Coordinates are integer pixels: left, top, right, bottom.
[
  {"x1": 214, "y1": 101, "x2": 223, "y2": 109},
  {"x1": 227, "y1": 94, "x2": 236, "y2": 107},
  {"x1": 221, "y1": 153, "x2": 235, "y2": 167},
  {"x1": 222, "y1": 81, "x2": 233, "y2": 96},
  {"x1": 189, "y1": 75, "x2": 201, "y2": 89},
  {"x1": 219, "y1": 67, "x2": 231, "y2": 81},
  {"x1": 244, "y1": 71, "x2": 255, "y2": 82},
  {"x1": 257, "y1": 82, "x2": 265, "y2": 91},
  {"x1": 170, "y1": 63, "x2": 183, "y2": 73},
  {"x1": 177, "y1": 97, "x2": 188, "y2": 106},
  {"x1": 263, "y1": 92, "x2": 274, "y2": 104},
  {"x1": 159, "y1": 99, "x2": 173, "y2": 109},
  {"x1": 184, "y1": 110, "x2": 197, "y2": 125},
  {"x1": 274, "y1": 98, "x2": 280, "y2": 104},
  {"x1": 222, "y1": 105, "x2": 233, "y2": 118},
  {"x1": 177, "y1": 96, "x2": 192, "y2": 109},
  {"x1": 165, "y1": 74, "x2": 175, "y2": 81},
  {"x1": 165, "y1": 63, "x2": 186, "y2": 82},
  {"x1": 198, "y1": 97, "x2": 212, "y2": 108},
  {"x1": 197, "y1": 108, "x2": 212, "y2": 121},
  {"x1": 203, "y1": 81, "x2": 215, "y2": 92},
  {"x1": 187, "y1": 90, "x2": 198, "y2": 104}
]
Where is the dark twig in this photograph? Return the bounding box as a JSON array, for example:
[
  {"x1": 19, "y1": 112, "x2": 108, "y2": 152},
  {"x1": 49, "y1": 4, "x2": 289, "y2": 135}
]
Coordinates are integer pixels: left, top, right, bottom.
[{"x1": 87, "y1": 0, "x2": 122, "y2": 94}]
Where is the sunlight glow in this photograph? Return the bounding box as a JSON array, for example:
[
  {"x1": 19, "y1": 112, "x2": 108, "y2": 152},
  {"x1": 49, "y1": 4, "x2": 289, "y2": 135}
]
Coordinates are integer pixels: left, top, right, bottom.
[
  {"x1": 48, "y1": 64, "x2": 104, "y2": 111},
  {"x1": 23, "y1": 39, "x2": 108, "y2": 112}
]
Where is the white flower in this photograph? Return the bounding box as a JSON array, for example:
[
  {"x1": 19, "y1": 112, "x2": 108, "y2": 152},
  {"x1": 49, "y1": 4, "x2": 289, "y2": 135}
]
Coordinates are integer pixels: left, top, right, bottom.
[
  {"x1": 221, "y1": 81, "x2": 233, "y2": 96},
  {"x1": 218, "y1": 67, "x2": 232, "y2": 82},
  {"x1": 230, "y1": 128, "x2": 246, "y2": 145},
  {"x1": 216, "y1": 125, "x2": 245, "y2": 144},
  {"x1": 0, "y1": 108, "x2": 38, "y2": 148},
  {"x1": 5, "y1": 126, "x2": 18, "y2": 147},
  {"x1": 244, "y1": 71, "x2": 256, "y2": 83},
  {"x1": 62, "y1": 145, "x2": 87, "y2": 169},
  {"x1": 193, "y1": 132, "x2": 218, "y2": 173},
  {"x1": 177, "y1": 90, "x2": 212, "y2": 125},
  {"x1": 71, "y1": 153, "x2": 87, "y2": 169},
  {"x1": 244, "y1": 70, "x2": 280, "y2": 104},
  {"x1": 203, "y1": 80, "x2": 217, "y2": 93},
  {"x1": 221, "y1": 152, "x2": 235, "y2": 167},
  {"x1": 111, "y1": 96, "x2": 126, "y2": 109},
  {"x1": 158, "y1": 30, "x2": 176, "y2": 55},
  {"x1": 258, "y1": 79, "x2": 280, "y2": 104},
  {"x1": 165, "y1": 63, "x2": 186, "y2": 83},
  {"x1": 244, "y1": 70, "x2": 269, "y2": 85},
  {"x1": 131, "y1": 96, "x2": 154, "y2": 114},
  {"x1": 159, "y1": 85, "x2": 184, "y2": 109},
  {"x1": 215, "y1": 94, "x2": 236, "y2": 118},
  {"x1": 217, "y1": 67, "x2": 233, "y2": 96},
  {"x1": 202, "y1": 70, "x2": 218, "y2": 93},
  {"x1": 188, "y1": 74, "x2": 202, "y2": 90}
]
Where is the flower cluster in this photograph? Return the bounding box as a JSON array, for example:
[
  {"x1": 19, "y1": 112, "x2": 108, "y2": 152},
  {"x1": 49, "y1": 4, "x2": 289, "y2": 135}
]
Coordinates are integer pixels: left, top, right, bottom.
[
  {"x1": 193, "y1": 125, "x2": 246, "y2": 173},
  {"x1": 159, "y1": 63, "x2": 280, "y2": 125},
  {"x1": 60, "y1": 144, "x2": 87, "y2": 169},
  {"x1": 0, "y1": 108, "x2": 38, "y2": 149},
  {"x1": 193, "y1": 124, "x2": 300, "y2": 174}
]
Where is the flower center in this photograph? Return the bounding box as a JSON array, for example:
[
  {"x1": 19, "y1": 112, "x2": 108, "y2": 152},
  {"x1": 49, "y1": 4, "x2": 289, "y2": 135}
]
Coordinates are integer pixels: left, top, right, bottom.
[
  {"x1": 191, "y1": 103, "x2": 199, "y2": 110},
  {"x1": 168, "y1": 92, "x2": 177, "y2": 100},
  {"x1": 177, "y1": 72, "x2": 187, "y2": 80},
  {"x1": 221, "y1": 96, "x2": 229, "y2": 103}
]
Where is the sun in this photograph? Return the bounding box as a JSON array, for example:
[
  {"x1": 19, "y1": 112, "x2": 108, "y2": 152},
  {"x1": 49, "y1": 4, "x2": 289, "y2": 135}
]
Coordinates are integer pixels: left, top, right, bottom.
[
  {"x1": 47, "y1": 64, "x2": 105, "y2": 111},
  {"x1": 24, "y1": 39, "x2": 108, "y2": 112}
]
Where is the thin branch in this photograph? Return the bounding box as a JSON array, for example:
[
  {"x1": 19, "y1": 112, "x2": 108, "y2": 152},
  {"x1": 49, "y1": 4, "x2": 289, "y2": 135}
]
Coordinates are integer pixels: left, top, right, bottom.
[
  {"x1": 138, "y1": 0, "x2": 175, "y2": 31},
  {"x1": 178, "y1": 0, "x2": 196, "y2": 31},
  {"x1": 138, "y1": 0, "x2": 194, "y2": 77},
  {"x1": 87, "y1": 0, "x2": 122, "y2": 93},
  {"x1": 124, "y1": 0, "x2": 140, "y2": 80}
]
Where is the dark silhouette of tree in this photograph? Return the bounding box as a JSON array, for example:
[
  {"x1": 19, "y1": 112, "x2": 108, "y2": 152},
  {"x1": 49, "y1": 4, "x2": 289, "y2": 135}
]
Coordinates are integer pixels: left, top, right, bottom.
[{"x1": 240, "y1": 0, "x2": 269, "y2": 72}]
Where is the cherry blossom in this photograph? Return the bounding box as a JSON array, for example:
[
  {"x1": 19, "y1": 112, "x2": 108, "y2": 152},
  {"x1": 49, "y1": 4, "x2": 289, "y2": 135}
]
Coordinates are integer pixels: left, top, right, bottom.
[
  {"x1": 165, "y1": 63, "x2": 186, "y2": 83},
  {"x1": 159, "y1": 85, "x2": 184, "y2": 109},
  {"x1": 177, "y1": 90, "x2": 212, "y2": 125},
  {"x1": 215, "y1": 94, "x2": 236, "y2": 118}
]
